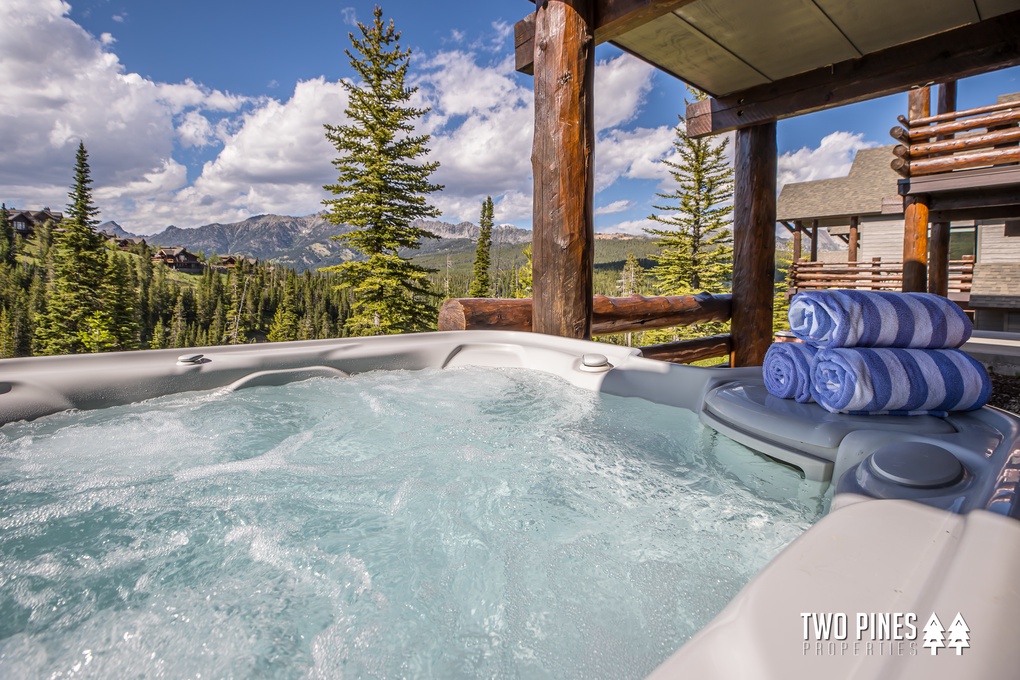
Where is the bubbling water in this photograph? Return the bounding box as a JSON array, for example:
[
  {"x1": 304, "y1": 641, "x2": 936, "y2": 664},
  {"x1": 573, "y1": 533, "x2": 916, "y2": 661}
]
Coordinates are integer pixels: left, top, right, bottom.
[{"x1": 0, "y1": 367, "x2": 827, "y2": 679}]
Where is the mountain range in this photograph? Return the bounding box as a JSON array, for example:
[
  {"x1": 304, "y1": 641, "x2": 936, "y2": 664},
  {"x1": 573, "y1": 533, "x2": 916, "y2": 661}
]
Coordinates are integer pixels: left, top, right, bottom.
[
  {"x1": 98, "y1": 213, "x2": 843, "y2": 273},
  {"x1": 99, "y1": 214, "x2": 535, "y2": 272}
]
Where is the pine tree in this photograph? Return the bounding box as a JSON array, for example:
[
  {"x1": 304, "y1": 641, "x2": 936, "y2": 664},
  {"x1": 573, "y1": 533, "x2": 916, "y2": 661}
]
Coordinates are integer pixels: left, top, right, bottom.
[
  {"x1": 321, "y1": 6, "x2": 443, "y2": 336},
  {"x1": 35, "y1": 142, "x2": 110, "y2": 355},
  {"x1": 619, "y1": 253, "x2": 647, "y2": 296},
  {"x1": 946, "y1": 613, "x2": 969, "y2": 655},
  {"x1": 0, "y1": 204, "x2": 14, "y2": 267},
  {"x1": 104, "y1": 251, "x2": 139, "y2": 350},
  {"x1": 922, "y1": 612, "x2": 945, "y2": 655},
  {"x1": 646, "y1": 93, "x2": 733, "y2": 296},
  {"x1": 268, "y1": 272, "x2": 300, "y2": 342},
  {"x1": 468, "y1": 196, "x2": 494, "y2": 297},
  {"x1": 514, "y1": 244, "x2": 533, "y2": 299}
]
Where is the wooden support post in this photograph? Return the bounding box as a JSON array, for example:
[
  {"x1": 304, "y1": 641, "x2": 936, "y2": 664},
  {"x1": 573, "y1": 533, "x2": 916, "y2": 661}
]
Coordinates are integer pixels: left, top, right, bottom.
[
  {"x1": 902, "y1": 195, "x2": 930, "y2": 292},
  {"x1": 848, "y1": 216, "x2": 859, "y2": 263},
  {"x1": 531, "y1": 0, "x2": 595, "y2": 338},
  {"x1": 810, "y1": 220, "x2": 819, "y2": 262},
  {"x1": 731, "y1": 122, "x2": 777, "y2": 367},
  {"x1": 929, "y1": 81, "x2": 955, "y2": 297},
  {"x1": 929, "y1": 221, "x2": 950, "y2": 296},
  {"x1": 792, "y1": 221, "x2": 802, "y2": 262},
  {"x1": 908, "y1": 86, "x2": 931, "y2": 122}
]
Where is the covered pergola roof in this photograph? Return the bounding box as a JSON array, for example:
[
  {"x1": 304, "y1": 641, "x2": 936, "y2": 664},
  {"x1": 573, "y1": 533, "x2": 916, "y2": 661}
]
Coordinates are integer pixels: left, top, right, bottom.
[{"x1": 516, "y1": 1, "x2": 1020, "y2": 136}]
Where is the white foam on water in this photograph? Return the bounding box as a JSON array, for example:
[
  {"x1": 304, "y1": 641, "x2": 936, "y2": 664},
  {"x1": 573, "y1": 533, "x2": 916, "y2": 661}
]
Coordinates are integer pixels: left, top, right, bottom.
[{"x1": 0, "y1": 366, "x2": 828, "y2": 679}]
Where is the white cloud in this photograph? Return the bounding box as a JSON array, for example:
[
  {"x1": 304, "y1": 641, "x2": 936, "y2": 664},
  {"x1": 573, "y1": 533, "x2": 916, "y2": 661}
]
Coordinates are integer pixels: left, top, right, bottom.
[
  {"x1": 112, "y1": 14, "x2": 125, "y2": 23},
  {"x1": 100, "y1": 32, "x2": 115, "y2": 46},
  {"x1": 595, "y1": 54, "x2": 655, "y2": 132},
  {"x1": 340, "y1": 7, "x2": 357, "y2": 27},
  {"x1": 0, "y1": 0, "x2": 250, "y2": 223},
  {"x1": 595, "y1": 199, "x2": 631, "y2": 215},
  {"x1": 2, "y1": 6, "x2": 674, "y2": 233},
  {"x1": 778, "y1": 131, "x2": 876, "y2": 189}
]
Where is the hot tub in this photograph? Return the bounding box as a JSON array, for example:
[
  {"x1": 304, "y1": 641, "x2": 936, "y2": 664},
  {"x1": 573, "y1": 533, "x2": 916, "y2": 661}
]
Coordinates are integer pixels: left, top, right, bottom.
[{"x1": 1, "y1": 331, "x2": 1019, "y2": 678}]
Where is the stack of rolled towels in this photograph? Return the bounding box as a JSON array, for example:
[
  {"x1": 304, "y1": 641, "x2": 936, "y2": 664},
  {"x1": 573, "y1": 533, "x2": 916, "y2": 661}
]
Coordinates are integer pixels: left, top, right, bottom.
[{"x1": 764, "y1": 290, "x2": 992, "y2": 416}]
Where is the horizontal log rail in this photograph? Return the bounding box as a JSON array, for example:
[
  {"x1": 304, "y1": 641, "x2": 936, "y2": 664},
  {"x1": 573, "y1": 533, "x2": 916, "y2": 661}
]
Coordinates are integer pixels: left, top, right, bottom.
[
  {"x1": 890, "y1": 99, "x2": 1020, "y2": 177},
  {"x1": 638, "y1": 334, "x2": 731, "y2": 364},
  {"x1": 438, "y1": 292, "x2": 731, "y2": 335},
  {"x1": 788, "y1": 258, "x2": 973, "y2": 296}
]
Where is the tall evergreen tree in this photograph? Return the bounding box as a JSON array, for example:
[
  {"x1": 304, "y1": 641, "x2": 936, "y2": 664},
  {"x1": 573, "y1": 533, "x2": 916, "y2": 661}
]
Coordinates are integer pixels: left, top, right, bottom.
[
  {"x1": 35, "y1": 141, "x2": 110, "y2": 355},
  {"x1": 104, "y1": 251, "x2": 139, "y2": 350},
  {"x1": 0, "y1": 203, "x2": 14, "y2": 267},
  {"x1": 268, "y1": 271, "x2": 300, "y2": 342},
  {"x1": 321, "y1": 6, "x2": 444, "y2": 336},
  {"x1": 645, "y1": 94, "x2": 733, "y2": 296},
  {"x1": 468, "y1": 196, "x2": 494, "y2": 298},
  {"x1": 514, "y1": 244, "x2": 533, "y2": 299}
]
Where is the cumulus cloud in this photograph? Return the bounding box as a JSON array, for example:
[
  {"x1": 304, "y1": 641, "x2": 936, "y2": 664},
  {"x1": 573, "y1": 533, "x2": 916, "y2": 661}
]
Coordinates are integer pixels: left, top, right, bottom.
[
  {"x1": 0, "y1": 0, "x2": 250, "y2": 225},
  {"x1": 2, "y1": 3, "x2": 671, "y2": 233},
  {"x1": 595, "y1": 200, "x2": 631, "y2": 215},
  {"x1": 100, "y1": 32, "x2": 115, "y2": 45},
  {"x1": 778, "y1": 131, "x2": 876, "y2": 189},
  {"x1": 595, "y1": 55, "x2": 655, "y2": 132}
]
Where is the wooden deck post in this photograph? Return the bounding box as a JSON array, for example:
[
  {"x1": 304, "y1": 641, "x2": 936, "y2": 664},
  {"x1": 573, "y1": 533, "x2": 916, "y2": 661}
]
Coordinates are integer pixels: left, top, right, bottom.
[
  {"x1": 531, "y1": 0, "x2": 595, "y2": 338},
  {"x1": 792, "y1": 221, "x2": 802, "y2": 261},
  {"x1": 903, "y1": 87, "x2": 931, "y2": 293},
  {"x1": 810, "y1": 219, "x2": 819, "y2": 262},
  {"x1": 731, "y1": 122, "x2": 777, "y2": 367},
  {"x1": 848, "y1": 215, "x2": 859, "y2": 263},
  {"x1": 929, "y1": 81, "x2": 956, "y2": 296},
  {"x1": 903, "y1": 195, "x2": 929, "y2": 292}
]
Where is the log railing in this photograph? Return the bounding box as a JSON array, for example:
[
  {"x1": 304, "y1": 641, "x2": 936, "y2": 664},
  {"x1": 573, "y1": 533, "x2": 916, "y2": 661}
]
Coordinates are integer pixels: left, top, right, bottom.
[
  {"x1": 890, "y1": 98, "x2": 1020, "y2": 177},
  {"x1": 788, "y1": 257, "x2": 974, "y2": 296},
  {"x1": 437, "y1": 293, "x2": 733, "y2": 364}
]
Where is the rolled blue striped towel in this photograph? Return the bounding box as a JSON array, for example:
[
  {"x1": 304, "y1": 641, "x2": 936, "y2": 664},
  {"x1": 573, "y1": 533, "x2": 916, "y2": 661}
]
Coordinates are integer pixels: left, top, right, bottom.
[
  {"x1": 810, "y1": 347, "x2": 991, "y2": 416},
  {"x1": 789, "y1": 290, "x2": 971, "y2": 349},
  {"x1": 763, "y1": 342, "x2": 817, "y2": 403}
]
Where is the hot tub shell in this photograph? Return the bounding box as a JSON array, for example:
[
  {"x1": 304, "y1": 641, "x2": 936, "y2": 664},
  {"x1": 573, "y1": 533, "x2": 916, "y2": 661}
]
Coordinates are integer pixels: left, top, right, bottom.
[{"x1": 2, "y1": 330, "x2": 1018, "y2": 679}]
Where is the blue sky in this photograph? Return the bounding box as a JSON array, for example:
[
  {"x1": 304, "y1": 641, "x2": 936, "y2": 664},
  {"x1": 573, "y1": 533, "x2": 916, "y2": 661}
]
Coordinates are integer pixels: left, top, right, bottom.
[{"x1": 2, "y1": 0, "x2": 1018, "y2": 235}]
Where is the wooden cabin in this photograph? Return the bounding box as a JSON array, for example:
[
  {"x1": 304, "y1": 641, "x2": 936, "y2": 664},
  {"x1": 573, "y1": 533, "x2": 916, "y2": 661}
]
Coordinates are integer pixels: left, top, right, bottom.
[
  {"x1": 6, "y1": 208, "x2": 63, "y2": 238},
  {"x1": 439, "y1": 1, "x2": 1020, "y2": 367},
  {"x1": 152, "y1": 246, "x2": 203, "y2": 273}
]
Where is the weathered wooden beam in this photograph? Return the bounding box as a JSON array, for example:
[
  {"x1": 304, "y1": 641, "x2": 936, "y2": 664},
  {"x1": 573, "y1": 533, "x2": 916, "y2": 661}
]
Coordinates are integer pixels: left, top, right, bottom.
[
  {"x1": 848, "y1": 216, "x2": 859, "y2": 263},
  {"x1": 892, "y1": 146, "x2": 1020, "y2": 177},
  {"x1": 908, "y1": 86, "x2": 931, "y2": 123},
  {"x1": 685, "y1": 9, "x2": 1020, "y2": 138},
  {"x1": 639, "y1": 334, "x2": 732, "y2": 364},
  {"x1": 514, "y1": 13, "x2": 536, "y2": 76},
  {"x1": 902, "y1": 195, "x2": 929, "y2": 293},
  {"x1": 792, "y1": 223, "x2": 802, "y2": 262},
  {"x1": 437, "y1": 293, "x2": 732, "y2": 335},
  {"x1": 903, "y1": 108, "x2": 1020, "y2": 142},
  {"x1": 929, "y1": 221, "x2": 950, "y2": 297},
  {"x1": 902, "y1": 127, "x2": 1020, "y2": 159},
  {"x1": 900, "y1": 94, "x2": 1017, "y2": 127},
  {"x1": 928, "y1": 81, "x2": 955, "y2": 298},
  {"x1": 731, "y1": 122, "x2": 777, "y2": 367},
  {"x1": 514, "y1": 0, "x2": 694, "y2": 74},
  {"x1": 532, "y1": 0, "x2": 595, "y2": 339},
  {"x1": 810, "y1": 219, "x2": 819, "y2": 262}
]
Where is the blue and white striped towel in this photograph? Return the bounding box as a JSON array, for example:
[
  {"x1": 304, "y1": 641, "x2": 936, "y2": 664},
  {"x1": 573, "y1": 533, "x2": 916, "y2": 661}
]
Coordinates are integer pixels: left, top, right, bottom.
[
  {"x1": 763, "y1": 342, "x2": 817, "y2": 403},
  {"x1": 789, "y1": 290, "x2": 972, "y2": 349},
  {"x1": 811, "y1": 347, "x2": 991, "y2": 416}
]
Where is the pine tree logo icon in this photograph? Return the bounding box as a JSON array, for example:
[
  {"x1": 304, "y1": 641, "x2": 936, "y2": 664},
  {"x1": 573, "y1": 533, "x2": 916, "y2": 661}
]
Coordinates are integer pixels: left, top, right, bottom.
[
  {"x1": 922, "y1": 612, "x2": 945, "y2": 655},
  {"x1": 946, "y1": 613, "x2": 970, "y2": 655}
]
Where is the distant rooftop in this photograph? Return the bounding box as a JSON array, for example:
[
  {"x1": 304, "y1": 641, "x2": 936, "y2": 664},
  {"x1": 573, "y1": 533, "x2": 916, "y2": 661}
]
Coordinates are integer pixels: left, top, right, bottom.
[{"x1": 777, "y1": 145, "x2": 900, "y2": 223}]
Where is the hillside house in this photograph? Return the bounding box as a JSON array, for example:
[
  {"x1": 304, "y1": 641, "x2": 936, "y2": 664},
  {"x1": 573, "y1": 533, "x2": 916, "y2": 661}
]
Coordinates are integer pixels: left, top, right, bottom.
[
  {"x1": 6, "y1": 208, "x2": 63, "y2": 238},
  {"x1": 153, "y1": 246, "x2": 203, "y2": 273}
]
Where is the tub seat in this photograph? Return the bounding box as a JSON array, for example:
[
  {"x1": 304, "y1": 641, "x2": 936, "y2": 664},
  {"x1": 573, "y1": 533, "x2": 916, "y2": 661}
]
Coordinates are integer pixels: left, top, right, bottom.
[{"x1": 700, "y1": 381, "x2": 956, "y2": 482}]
